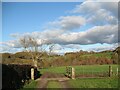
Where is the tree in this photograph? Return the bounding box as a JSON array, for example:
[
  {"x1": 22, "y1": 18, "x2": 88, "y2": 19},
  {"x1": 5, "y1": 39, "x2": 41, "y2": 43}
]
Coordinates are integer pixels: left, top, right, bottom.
[
  {"x1": 19, "y1": 35, "x2": 48, "y2": 68},
  {"x1": 48, "y1": 44, "x2": 55, "y2": 56}
]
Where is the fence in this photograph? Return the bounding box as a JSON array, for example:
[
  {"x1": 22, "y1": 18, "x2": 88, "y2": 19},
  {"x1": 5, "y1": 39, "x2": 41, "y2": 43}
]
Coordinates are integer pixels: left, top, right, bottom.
[{"x1": 75, "y1": 65, "x2": 118, "y2": 78}]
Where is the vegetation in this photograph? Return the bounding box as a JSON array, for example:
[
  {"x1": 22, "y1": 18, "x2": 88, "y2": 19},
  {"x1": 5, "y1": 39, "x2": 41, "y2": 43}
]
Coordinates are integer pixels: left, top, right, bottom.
[
  {"x1": 69, "y1": 77, "x2": 118, "y2": 88},
  {"x1": 47, "y1": 81, "x2": 61, "y2": 88},
  {"x1": 21, "y1": 65, "x2": 118, "y2": 88},
  {"x1": 2, "y1": 47, "x2": 119, "y2": 89},
  {"x1": 21, "y1": 80, "x2": 37, "y2": 90},
  {"x1": 2, "y1": 47, "x2": 119, "y2": 68},
  {"x1": 2, "y1": 64, "x2": 39, "y2": 89},
  {"x1": 39, "y1": 65, "x2": 118, "y2": 76}
]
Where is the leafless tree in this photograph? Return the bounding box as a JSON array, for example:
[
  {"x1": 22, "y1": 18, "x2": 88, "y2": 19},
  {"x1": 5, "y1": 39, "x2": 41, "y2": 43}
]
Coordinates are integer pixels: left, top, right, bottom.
[
  {"x1": 19, "y1": 35, "x2": 46, "y2": 68},
  {"x1": 48, "y1": 44, "x2": 55, "y2": 55}
]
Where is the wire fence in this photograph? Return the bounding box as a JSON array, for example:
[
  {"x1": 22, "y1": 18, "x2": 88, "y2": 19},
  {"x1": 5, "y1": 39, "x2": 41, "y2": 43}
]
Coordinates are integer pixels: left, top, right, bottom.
[{"x1": 75, "y1": 65, "x2": 118, "y2": 78}]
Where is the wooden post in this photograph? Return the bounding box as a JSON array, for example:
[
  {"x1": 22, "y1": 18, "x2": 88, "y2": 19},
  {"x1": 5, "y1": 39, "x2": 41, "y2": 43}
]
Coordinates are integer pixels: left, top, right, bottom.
[
  {"x1": 116, "y1": 68, "x2": 118, "y2": 76},
  {"x1": 68, "y1": 67, "x2": 70, "y2": 77},
  {"x1": 31, "y1": 68, "x2": 34, "y2": 80},
  {"x1": 34, "y1": 60, "x2": 38, "y2": 68},
  {"x1": 66, "y1": 67, "x2": 68, "y2": 77},
  {"x1": 109, "y1": 65, "x2": 112, "y2": 77},
  {"x1": 71, "y1": 67, "x2": 75, "y2": 79}
]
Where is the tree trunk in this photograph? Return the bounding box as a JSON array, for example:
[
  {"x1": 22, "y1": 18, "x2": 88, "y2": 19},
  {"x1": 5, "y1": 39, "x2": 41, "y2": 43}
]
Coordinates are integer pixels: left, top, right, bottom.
[{"x1": 34, "y1": 60, "x2": 38, "y2": 68}]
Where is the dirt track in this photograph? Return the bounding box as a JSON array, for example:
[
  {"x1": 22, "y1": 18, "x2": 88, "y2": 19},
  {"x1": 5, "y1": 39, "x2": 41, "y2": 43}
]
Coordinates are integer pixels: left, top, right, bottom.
[{"x1": 36, "y1": 72, "x2": 70, "y2": 89}]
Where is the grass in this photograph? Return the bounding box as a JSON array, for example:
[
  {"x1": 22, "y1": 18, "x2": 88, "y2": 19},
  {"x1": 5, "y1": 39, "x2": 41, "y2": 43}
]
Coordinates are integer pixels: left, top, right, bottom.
[
  {"x1": 74, "y1": 65, "x2": 118, "y2": 76},
  {"x1": 47, "y1": 81, "x2": 61, "y2": 88},
  {"x1": 68, "y1": 77, "x2": 118, "y2": 88},
  {"x1": 39, "y1": 66, "x2": 66, "y2": 74},
  {"x1": 20, "y1": 80, "x2": 37, "y2": 90},
  {"x1": 80, "y1": 52, "x2": 113, "y2": 59},
  {"x1": 21, "y1": 64, "x2": 118, "y2": 88},
  {"x1": 39, "y1": 65, "x2": 118, "y2": 76}
]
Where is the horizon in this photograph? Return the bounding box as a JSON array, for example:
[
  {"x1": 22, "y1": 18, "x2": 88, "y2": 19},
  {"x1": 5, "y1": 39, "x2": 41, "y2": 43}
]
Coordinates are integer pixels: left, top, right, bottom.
[{"x1": 1, "y1": 1, "x2": 118, "y2": 54}]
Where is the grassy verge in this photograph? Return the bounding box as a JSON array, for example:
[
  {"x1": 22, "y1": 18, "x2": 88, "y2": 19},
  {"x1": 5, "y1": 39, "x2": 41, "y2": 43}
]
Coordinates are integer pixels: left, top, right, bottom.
[
  {"x1": 47, "y1": 81, "x2": 61, "y2": 88},
  {"x1": 20, "y1": 80, "x2": 38, "y2": 90},
  {"x1": 68, "y1": 77, "x2": 118, "y2": 88}
]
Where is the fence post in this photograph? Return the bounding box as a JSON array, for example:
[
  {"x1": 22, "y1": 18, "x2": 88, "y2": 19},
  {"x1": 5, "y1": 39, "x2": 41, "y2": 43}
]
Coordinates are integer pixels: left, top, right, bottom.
[
  {"x1": 116, "y1": 67, "x2": 118, "y2": 76},
  {"x1": 31, "y1": 68, "x2": 34, "y2": 80},
  {"x1": 69, "y1": 67, "x2": 71, "y2": 77},
  {"x1": 66, "y1": 67, "x2": 67, "y2": 76},
  {"x1": 109, "y1": 65, "x2": 112, "y2": 77},
  {"x1": 71, "y1": 67, "x2": 75, "y2": 79}
]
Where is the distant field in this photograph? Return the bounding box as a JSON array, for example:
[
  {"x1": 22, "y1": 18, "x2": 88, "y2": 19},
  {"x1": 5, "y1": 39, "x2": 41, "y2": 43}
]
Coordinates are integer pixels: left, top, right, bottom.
[
  {"x1": 39, "y1": 65, "x2": 118, "y2": 76},
  {"x1": 80, "y1": 52, "x2": 113, "y2": 59}
]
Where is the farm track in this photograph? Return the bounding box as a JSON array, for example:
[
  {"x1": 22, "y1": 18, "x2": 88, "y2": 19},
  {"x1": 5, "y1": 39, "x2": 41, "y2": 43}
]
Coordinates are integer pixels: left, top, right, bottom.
[{"x1": 36, "y1": 72, "x2": 70, "y2": 89}]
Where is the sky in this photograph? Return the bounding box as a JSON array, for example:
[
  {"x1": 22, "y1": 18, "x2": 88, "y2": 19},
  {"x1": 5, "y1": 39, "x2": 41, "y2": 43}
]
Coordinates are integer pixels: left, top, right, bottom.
[{"x1": 1, "y1": 1, "x2": 119, "y2": 54}]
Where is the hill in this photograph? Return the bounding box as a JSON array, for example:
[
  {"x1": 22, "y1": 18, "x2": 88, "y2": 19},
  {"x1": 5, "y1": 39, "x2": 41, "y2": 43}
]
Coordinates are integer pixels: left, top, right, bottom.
[{"x1": 1, "y1": 47, "x2": 119, "y2": 67}]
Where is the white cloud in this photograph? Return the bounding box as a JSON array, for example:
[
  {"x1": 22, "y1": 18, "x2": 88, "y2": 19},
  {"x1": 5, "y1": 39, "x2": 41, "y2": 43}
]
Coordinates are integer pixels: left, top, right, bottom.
[
  {"x1": 49, "y1": 25, "x2": 118, "y2": 45},
  {"x1": 63, "y1": 44, "x2": 81, "y2": 49},
  {"x1": 2, "y1": 24, "x2": 117, "y2": 50},
  {"x1": 1, "y1": 1, "x2": 118, "y2": 53},
  {"x1": 100, "y1": 2, "x2": 118, "y2": 17},
  {"x1": 72, "y1": 1, "x2": 101, "y2": 14},
  {"x1": 88, "y1": 43, "x2": 118, "y2": 52},
  {"x1": 0, "y1": 40, "x2": 22, "y2": 48},
  {"x1": 87, "y1": 9, "x2": 117, "y2": 25},
  {"x1": 71, "y1": 1, "x2": 118, "y2": 25},
  {"x1": 49, "y1": 16, "x2": 86, "y2": 31}
]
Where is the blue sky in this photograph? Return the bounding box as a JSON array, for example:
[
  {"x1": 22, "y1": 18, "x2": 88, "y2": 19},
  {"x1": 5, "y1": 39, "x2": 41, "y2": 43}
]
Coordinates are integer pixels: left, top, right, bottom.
[
  {"x1": 1, "y1": 1, "x2": 118, "y2": 54},
  {"x1": 2, "y1": 2, "x2": 80, "y2": 41}
]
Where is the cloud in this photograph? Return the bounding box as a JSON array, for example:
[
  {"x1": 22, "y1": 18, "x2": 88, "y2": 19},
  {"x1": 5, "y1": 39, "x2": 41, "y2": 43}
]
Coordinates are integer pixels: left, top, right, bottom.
[
  {"x1": 2, "y1": 24, "x2": 117, "y2": 50},
  {"x1": 72, "y1": 1, "x2": 101, "y2": 14},
  {"x1": 0, "y1": 40, "x2": 22, "y2": 48},
  {"x1": 100, "y1": 2, "x2": 118, "y2": 17},
  {"x1": 49, "y1": 16, "x2": 86, "y2": 31},
  {"x1": 49, "y1": 25, "x2": 118, "y2": 45},
  {"x1": 1, "y1": 1, "x2": 118, "y2": 53},
  {"x1": 10, "y1": 33, "x2": 21, "y2": 38},
  {"x1": 87, "y1": 9, "x2": 117, "y2": 25},
  {"x1": 63, "y1": 44, "x2": 81, "y2": 49},
  {"x1": 88, "y1": 43, "x2": 118, "y2": 52},
  {"x1": 71, "y1": 1, "x2": 118, "y2": 25}
]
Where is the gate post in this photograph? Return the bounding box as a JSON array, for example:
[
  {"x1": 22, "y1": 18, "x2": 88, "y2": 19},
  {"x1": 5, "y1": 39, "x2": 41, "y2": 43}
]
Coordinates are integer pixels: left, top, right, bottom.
[
  {"x1": 31, "y1": 68, "x2": 34, "y2": 80},
  {"x1": 109, "y1": 65, "x2": 112, "y2": 77},
  {"x1": 71, "y1": 67, "x2": 75, "y2": 79},
  {"x1": 116, "y1": 67, "x2": 118, "y2": 76}
]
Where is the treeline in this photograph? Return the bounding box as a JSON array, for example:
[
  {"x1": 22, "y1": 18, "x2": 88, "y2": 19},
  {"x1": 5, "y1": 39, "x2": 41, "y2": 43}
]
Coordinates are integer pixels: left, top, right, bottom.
[{"x1": 1, "y1": 47, "x2": 119, "y2": 68}]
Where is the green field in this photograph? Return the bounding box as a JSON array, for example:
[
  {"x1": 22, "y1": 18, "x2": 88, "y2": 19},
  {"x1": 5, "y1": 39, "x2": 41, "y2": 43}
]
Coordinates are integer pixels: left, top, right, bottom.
[
  {"x1": 69, "y1": 77, "x2": 118, "y2": 88},
  {"x1": 80, "y1": 52, "x2": 113, "y2": 59},
  {"x1": 47, "y1": 81, "x2": 62, "y2": 88},
  {"x1": 40, "y1": 65, "x2": 118, "y2": 76},
  {"x1": 22, "y1": 78, "x2": 118, "y2": 89},
  {"x1": 21, "y1": 65, "x2": 118, "y2": 89}
]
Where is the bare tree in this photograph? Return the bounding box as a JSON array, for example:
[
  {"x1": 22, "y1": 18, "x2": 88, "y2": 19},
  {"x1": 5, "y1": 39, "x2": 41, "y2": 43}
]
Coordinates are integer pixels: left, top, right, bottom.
[
  {"x1": 49, "y1": 44, "x2": 55, "y2": 55},
  {"x1": 19, "y1": 35, "x2": 46, "y2": 68}
]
